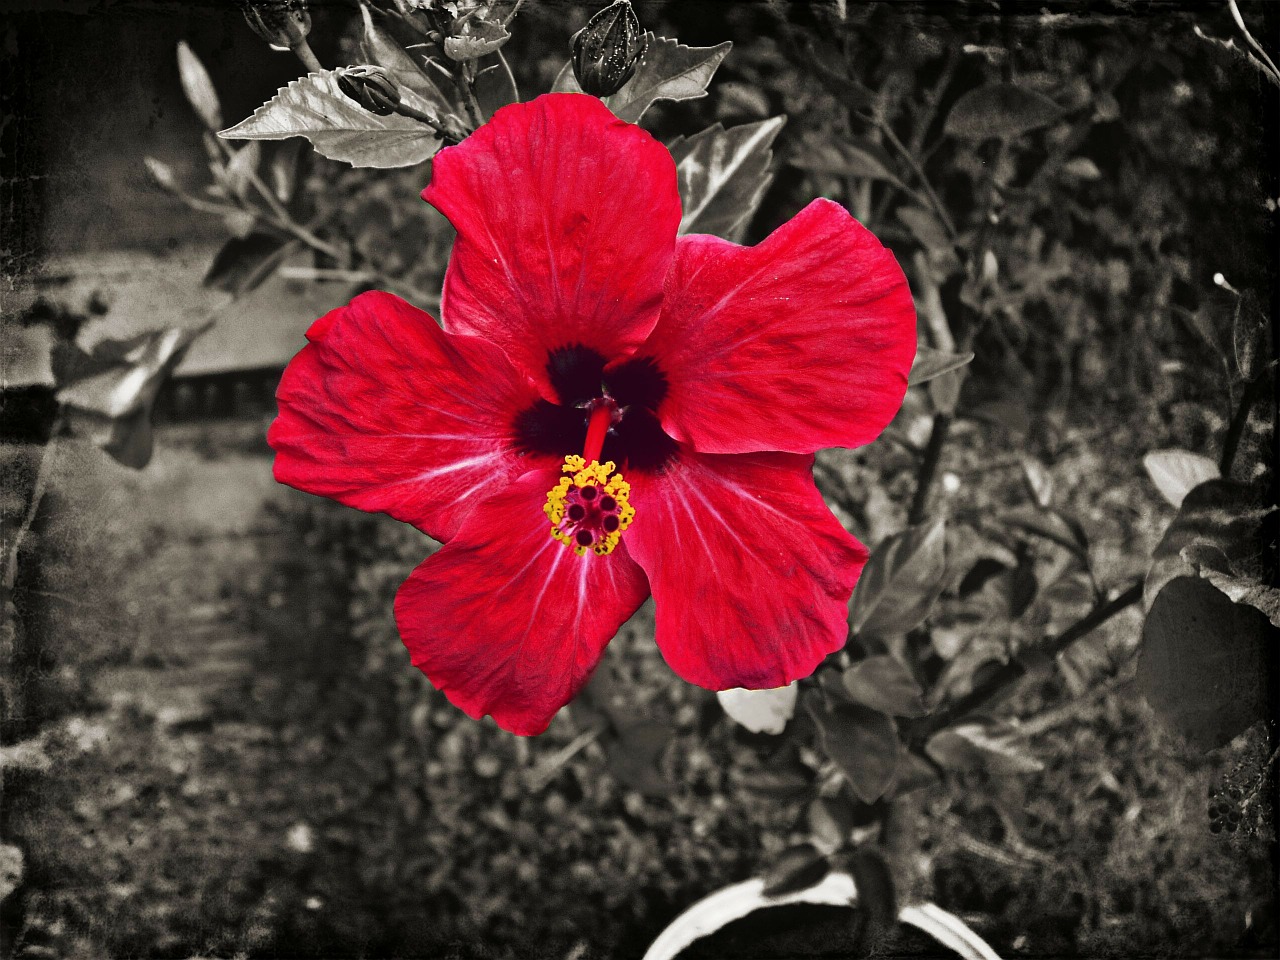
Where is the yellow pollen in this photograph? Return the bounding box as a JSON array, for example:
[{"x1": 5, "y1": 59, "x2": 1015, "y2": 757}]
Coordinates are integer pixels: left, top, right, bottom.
[{"x1": 543, "y1": 455, "x2": 635, "y2": 556}]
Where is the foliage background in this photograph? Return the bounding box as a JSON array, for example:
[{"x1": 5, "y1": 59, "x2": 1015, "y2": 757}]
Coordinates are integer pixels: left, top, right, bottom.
[{"x1": 2, "y1": 1, "x2": 1277, "y2": 958}]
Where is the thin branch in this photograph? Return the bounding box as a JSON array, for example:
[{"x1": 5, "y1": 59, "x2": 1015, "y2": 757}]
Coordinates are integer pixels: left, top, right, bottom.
[
  {"x1": 525, "y1": 725, "x2": 606, "y2": 792},
  {"x1": 908, "y1": 413, "x2": 951, "y2": 526},
  {"x1": 864, "y1": 112, "x2": 959, "y2": 243},
  {"x1": 1219, "y1": 374, "x2": 1268, "y2": 477},
  {"x1": 392, "y1": 99, "x2": 463, "y2": 144},
  {"x1": 293, "y1": 39, "x2": 324, "y2": 74},
  {"x1": 914, "y1": 581, "x2": 1144, "y2": 740},
  {"x1": 3, "y1": 434, "x2": 60, "y2": 592}
]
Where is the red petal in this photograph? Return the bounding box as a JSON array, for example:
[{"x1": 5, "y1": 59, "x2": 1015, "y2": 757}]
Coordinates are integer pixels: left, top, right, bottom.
[
  {"x1": 269, "y1": 291, "x2": 541, "y2": 542},
  {"x1": 626, "y1": 451, "x2": 867, "y2": 689},
  {"x1": 395, "y1": 465, "x2": 651, "y2": 735},
  {"x1": 643, "y1": 199, "x2": 916, "y2": 454},
  {"x1": 423, "y1": 94, "x2": 680, "y2": 396}
]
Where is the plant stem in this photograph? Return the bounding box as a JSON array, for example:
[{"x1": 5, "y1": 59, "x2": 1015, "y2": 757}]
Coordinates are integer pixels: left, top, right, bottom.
[
  {"x1": 293, "y1": 39, "x2": 324, "y2": 74},
  {"x1": 913, "y1": 580, "x2": 1144, "y2": 741},
  {"x1": 1219, "y1": 374, "x2": 1268, "y2": 477},
  {"x1": 459, "y1": 61, "x2": 485, "y2": 130},
  {"x1": 908, "y1": 413, "x2": 951, "y2": 526},
  {"x1": 3, "y1": 432, "x2": 61, "y2": 592},
  {"x1": 869, "y1": 115, "x2": 959, "y2": 244},
  {"x1": 393, "y1": 100, "x2": 462, "y2": 144}
]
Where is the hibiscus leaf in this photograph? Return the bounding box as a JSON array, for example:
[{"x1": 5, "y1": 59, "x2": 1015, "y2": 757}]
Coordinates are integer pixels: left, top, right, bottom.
[
  {"x1": 790, "y1": 133, "x2": 905, "y2": 190},
  {"x1": 176, "y1": 41, "x2": 222, "y2": 131},
  {"x1": 58, "y1": 323, "x2": 212, "y2": 468},
  {"x1": 760, "y1": 843, "x2": 830, "y2": 898},
  {"x1": 849, "y1": 519, "x2": 947, "y2": 639},
  {"x1": 1182, "y1": 542, "x2": 1280, "y2": 627},
  {"x1": 1137, "y1": 576, "x2": 1276, "y2": 752},
  {"x1": 808, "y1": 700, "x2": 900, "y2": 804},
  {"x1": 943, "y1": 82, "x2": 1063, "y2": 141},
  {"x1": 606, "y1": 34, "x2": 732, "y2": 123},
  {"x1": 898, "y1": 204, "x2": 952, "y2": 255},
  {"x1": 605, "y1": 719, "x2": 672, "y2": 796},
  {"x1": 925, "y1": 721, "x2": 1044, "y2": 775},
  {"x1": 716, "y1": 683, "x2": 798, "y2": 734},
  {"x1": 474, "y1": 61, "x2": 518, "y2": 120},
  {"x1": 1144, "y1": 478, "x2": 1275, "y2": 611},
  {"x1": 1142, "y1": 449, "x2": 1220, "y2": 509},
  {"x1": 218, "y1": 70, "x2": 443, "y2": 168},
  {"x1": 909, "y1": 347, "x2": 973, "y2": 386},
  {"x1": 998, "y1": 505, "x2": 1089, "y2": 560},
  {"x1": 843, "y1": 656, "x2": 927, "y2": 718},
  {"x1": 202, "y1": 232, "x2": 298, "y2": 295},
  {"x1": 670, "y1": 115, "x2": 786, "y2": 242},
  {"x1": 807, "y1": 796, "x2": 855, "y2": 854}
]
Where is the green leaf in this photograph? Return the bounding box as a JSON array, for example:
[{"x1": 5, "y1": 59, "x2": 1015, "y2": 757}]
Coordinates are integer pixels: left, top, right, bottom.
[
  {"x1": 849, "y1": 519, "x2": 947, "y2": 639},
  {"x1": 202, "y1": 232, "x2": 297, "y2": 295},
  {"x1": 605, "y1": 719, "x2": 671, "y2": 797},
  {"x1": 944, "y1": 83, "x2": 1063, "y2": 141},
  {"x1": 716, "y1": 683, "x2": 798, "y2": 734},
  {"x1": 1144, "y1": 478, "x2": 1275, "y2": 610},
  {"x1": 668, "y1": 116, "x2": 786, "y2": 242},
  {"x1": 443, "y1": 17, "x2": 511, "y2": 62},
  {"x1": 474, "y1": 61, "x2": 518, "y2": 120},
  {"x1": 925, "y1": 722, "x2": 1044, "y2": 775},
  {"x1": 807, "y1": 796, "x2": 855, "y2": 854},
  {"x1": 843, "y1": 656, "x2": 927, "y2": 718},
  {"x1": 761, "y1": 843, "x2": 830, "y2": 897},
  {"x1": 889, "y1": 751, "x2": 941, "y2": 797},
  {"x1": 808, "y1": 701, "x2": 899, "y2": 804},
  {"x1": 1138, "y1": 576, "x2": 1276, "y2": 751},
  {"x1": 219, "y1": 70, "x2": 443, "y2": 169},
  {"x1": 605, "y1": 34, "x2": 732, "y2": 123},
  {"x1": 898, "y1": 204, "x2": 952, "y2": 254},
  {"x1": 1143, "y1": 449, "x2": 1220, "y2": 509},
  {"x1": 999, "y1": 505, "x2": 1089, "y2": 560},
  {"x1": 58, "y1": 323, "x2": 211, "y2": 469},
  {"x1": 177, "y1": 41, "x2": 222, "y2": 131},
  {"x1": 222, "y1": 141, "x2": 261, "y2": 202},
  {"x1": 1021, "y1": 457, "x2": 1054, "y2": 509},
  {"x1": 1061, "y1": 156, "x2": 1102, "y2": 180},
  {"x1": 909, "y1": 347, "x2": 973, "y2": 386},
  {"x1": 143, "y1": 155, "x2": 179, "y2": 192},
  {"x1": 1182, "y1": 542, "x2": 1280, "y2": 627},
  {"x1": 790, "y1": 134, "x2": 905, "y2": 189}
]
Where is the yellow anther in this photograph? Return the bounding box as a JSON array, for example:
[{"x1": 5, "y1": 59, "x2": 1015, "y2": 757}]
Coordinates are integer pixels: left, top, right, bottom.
[{"x1": 543, "y1": 455, "x2": 634, "y2": 557}]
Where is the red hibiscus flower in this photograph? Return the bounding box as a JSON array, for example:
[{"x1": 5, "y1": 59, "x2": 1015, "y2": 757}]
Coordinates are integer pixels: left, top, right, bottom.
[{"x1": 269, "y1": 93, "x2": 916, "y2": 735}]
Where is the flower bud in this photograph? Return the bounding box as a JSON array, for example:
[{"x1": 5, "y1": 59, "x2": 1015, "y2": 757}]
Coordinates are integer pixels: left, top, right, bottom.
[
  {"x1": 241, "y1": 0, "x2": 312, "y2": 51},
  {"x1": 336, "y1": 66, "x2": 402, "y2": 116},
  {"x1": 571, "y1": 0, "x2": 646, "y2": 98}
]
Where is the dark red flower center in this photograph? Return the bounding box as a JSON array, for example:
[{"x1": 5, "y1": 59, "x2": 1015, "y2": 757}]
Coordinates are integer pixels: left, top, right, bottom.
[{"x1": 515, "y1": 345, "x2": 678, "y2": 473}]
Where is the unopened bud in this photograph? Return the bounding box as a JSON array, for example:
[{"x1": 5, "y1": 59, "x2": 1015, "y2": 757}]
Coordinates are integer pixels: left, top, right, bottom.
[
  {"x1": 572, "y1": 0, "x2": 646, "y2": 97},
  {"x1": 241, "y1": 0, "x2": 312, "y2": 51},
  {"x1": 336, "y1": 66, "x2": 401, "y2": 116}
]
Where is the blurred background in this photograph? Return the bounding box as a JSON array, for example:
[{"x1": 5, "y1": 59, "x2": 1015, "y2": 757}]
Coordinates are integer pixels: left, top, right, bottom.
[{"x1": 2, "y1": 2, "x2": 1277, "y2": 958}]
